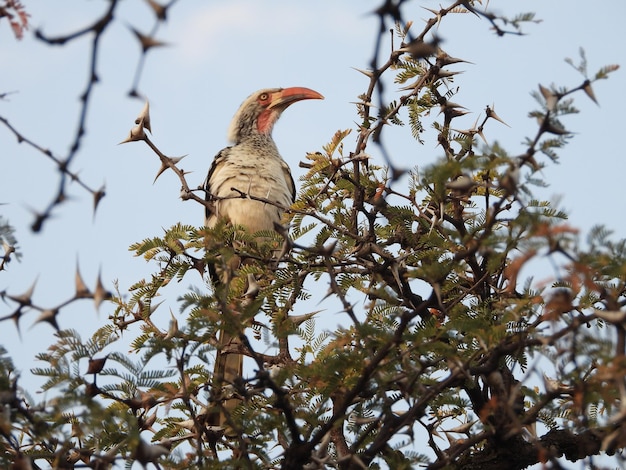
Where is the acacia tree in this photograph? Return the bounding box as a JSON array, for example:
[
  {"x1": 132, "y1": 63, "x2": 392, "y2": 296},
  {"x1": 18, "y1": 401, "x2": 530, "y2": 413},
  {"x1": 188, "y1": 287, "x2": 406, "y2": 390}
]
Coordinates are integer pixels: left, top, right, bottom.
[{"x1": 1, "y1": 1, "x2": 624, "y2": 469}]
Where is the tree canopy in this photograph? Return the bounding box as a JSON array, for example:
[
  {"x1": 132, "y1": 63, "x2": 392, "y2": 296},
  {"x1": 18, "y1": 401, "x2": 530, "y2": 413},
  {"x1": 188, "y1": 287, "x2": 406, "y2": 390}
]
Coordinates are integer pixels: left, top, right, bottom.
[{"x1": 1, "y1": 1, "x2": 624, "y2": 469}]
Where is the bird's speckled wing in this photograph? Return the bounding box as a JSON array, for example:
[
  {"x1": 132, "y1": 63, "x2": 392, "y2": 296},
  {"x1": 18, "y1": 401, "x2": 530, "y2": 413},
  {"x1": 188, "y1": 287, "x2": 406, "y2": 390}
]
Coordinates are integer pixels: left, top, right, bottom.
[{"x1": 204, "y1": 147, "x2": 231, "y2": 225}]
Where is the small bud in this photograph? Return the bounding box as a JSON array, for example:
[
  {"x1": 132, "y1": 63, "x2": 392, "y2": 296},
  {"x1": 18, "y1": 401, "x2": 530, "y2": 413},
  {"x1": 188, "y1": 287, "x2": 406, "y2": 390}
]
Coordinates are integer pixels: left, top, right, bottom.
[
  {"x1": 94, "y1": 270, "x2": 110, "y2": 311},
  {"x1": 87, "y1": 356, "x2": 108, "y2": 375},
  {"x1": 485, "y1": 105, "x2": 510, "y2": 127},
  {"x1": 136, "y1": 101, "x2": 152, "y2": 133},
  {"x1": 33, "y1": 309, "x2": 60, "y2": 331},
  {"x1": 538, "y1": 84, "x2": 558, "y2": 112},
  {"x1": 119, "y1": 123, "x2": 146, "y2": 144},
  {"x1": 75, "y1": 262, "x2": 91, "y2": 298}
]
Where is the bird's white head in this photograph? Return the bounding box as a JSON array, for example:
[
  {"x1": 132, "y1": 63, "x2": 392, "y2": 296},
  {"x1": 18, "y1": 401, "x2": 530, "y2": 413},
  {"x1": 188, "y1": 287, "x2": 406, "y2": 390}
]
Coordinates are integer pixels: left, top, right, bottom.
[{"x1": 227, "y1": 87, "x2": 324, "y2": 144}]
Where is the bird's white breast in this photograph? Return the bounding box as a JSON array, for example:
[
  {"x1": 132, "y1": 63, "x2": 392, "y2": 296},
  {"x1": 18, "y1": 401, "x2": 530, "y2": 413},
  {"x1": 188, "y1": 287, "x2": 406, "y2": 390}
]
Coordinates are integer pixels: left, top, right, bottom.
[{"x1": 207, "y1": 147, "x2": 293, "y2": 234}]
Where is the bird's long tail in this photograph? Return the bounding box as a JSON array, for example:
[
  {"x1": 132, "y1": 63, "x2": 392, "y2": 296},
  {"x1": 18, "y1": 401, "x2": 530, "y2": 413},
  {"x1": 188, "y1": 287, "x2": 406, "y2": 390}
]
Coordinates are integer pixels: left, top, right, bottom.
[{"x1": 211, "y1": 327, "x2": 243, "y2": 427}]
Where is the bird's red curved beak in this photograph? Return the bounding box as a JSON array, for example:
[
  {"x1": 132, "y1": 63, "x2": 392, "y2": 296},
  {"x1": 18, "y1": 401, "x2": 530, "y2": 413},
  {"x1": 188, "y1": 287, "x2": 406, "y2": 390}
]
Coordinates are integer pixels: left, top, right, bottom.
[{"x1": 269, "y1": 87, "x2": 324, "y2": 110}]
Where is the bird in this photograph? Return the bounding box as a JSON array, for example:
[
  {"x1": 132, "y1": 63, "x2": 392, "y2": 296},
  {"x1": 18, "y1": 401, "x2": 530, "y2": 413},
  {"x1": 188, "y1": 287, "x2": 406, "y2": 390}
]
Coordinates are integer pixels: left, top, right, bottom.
[{"x1": 203, "y1": 87, "x2": 324, "y2": 433}]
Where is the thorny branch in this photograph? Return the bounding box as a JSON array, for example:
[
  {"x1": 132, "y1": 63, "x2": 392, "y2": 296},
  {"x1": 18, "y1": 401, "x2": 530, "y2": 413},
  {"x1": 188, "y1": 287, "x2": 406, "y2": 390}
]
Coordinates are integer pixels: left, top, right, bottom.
[
  {"x1": 1, "y1": 0, "x2": 180, "y2": 232},
  {"x1": 0, "y1": 264, "x2": 110, "y2": 333}
]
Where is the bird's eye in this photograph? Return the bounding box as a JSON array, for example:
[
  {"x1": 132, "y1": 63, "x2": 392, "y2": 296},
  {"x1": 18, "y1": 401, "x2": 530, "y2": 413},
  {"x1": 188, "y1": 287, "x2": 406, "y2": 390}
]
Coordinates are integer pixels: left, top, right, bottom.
[{"x1": 259, "y1": 92, "x2": 269, "y2": 101}]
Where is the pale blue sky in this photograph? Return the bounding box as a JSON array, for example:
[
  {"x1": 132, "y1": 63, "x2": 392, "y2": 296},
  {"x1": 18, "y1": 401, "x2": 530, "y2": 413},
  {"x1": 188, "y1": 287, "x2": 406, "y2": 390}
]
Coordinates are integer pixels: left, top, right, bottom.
[{"x1": 1, "y1": 0, "x2": 625, "y2": 466}]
